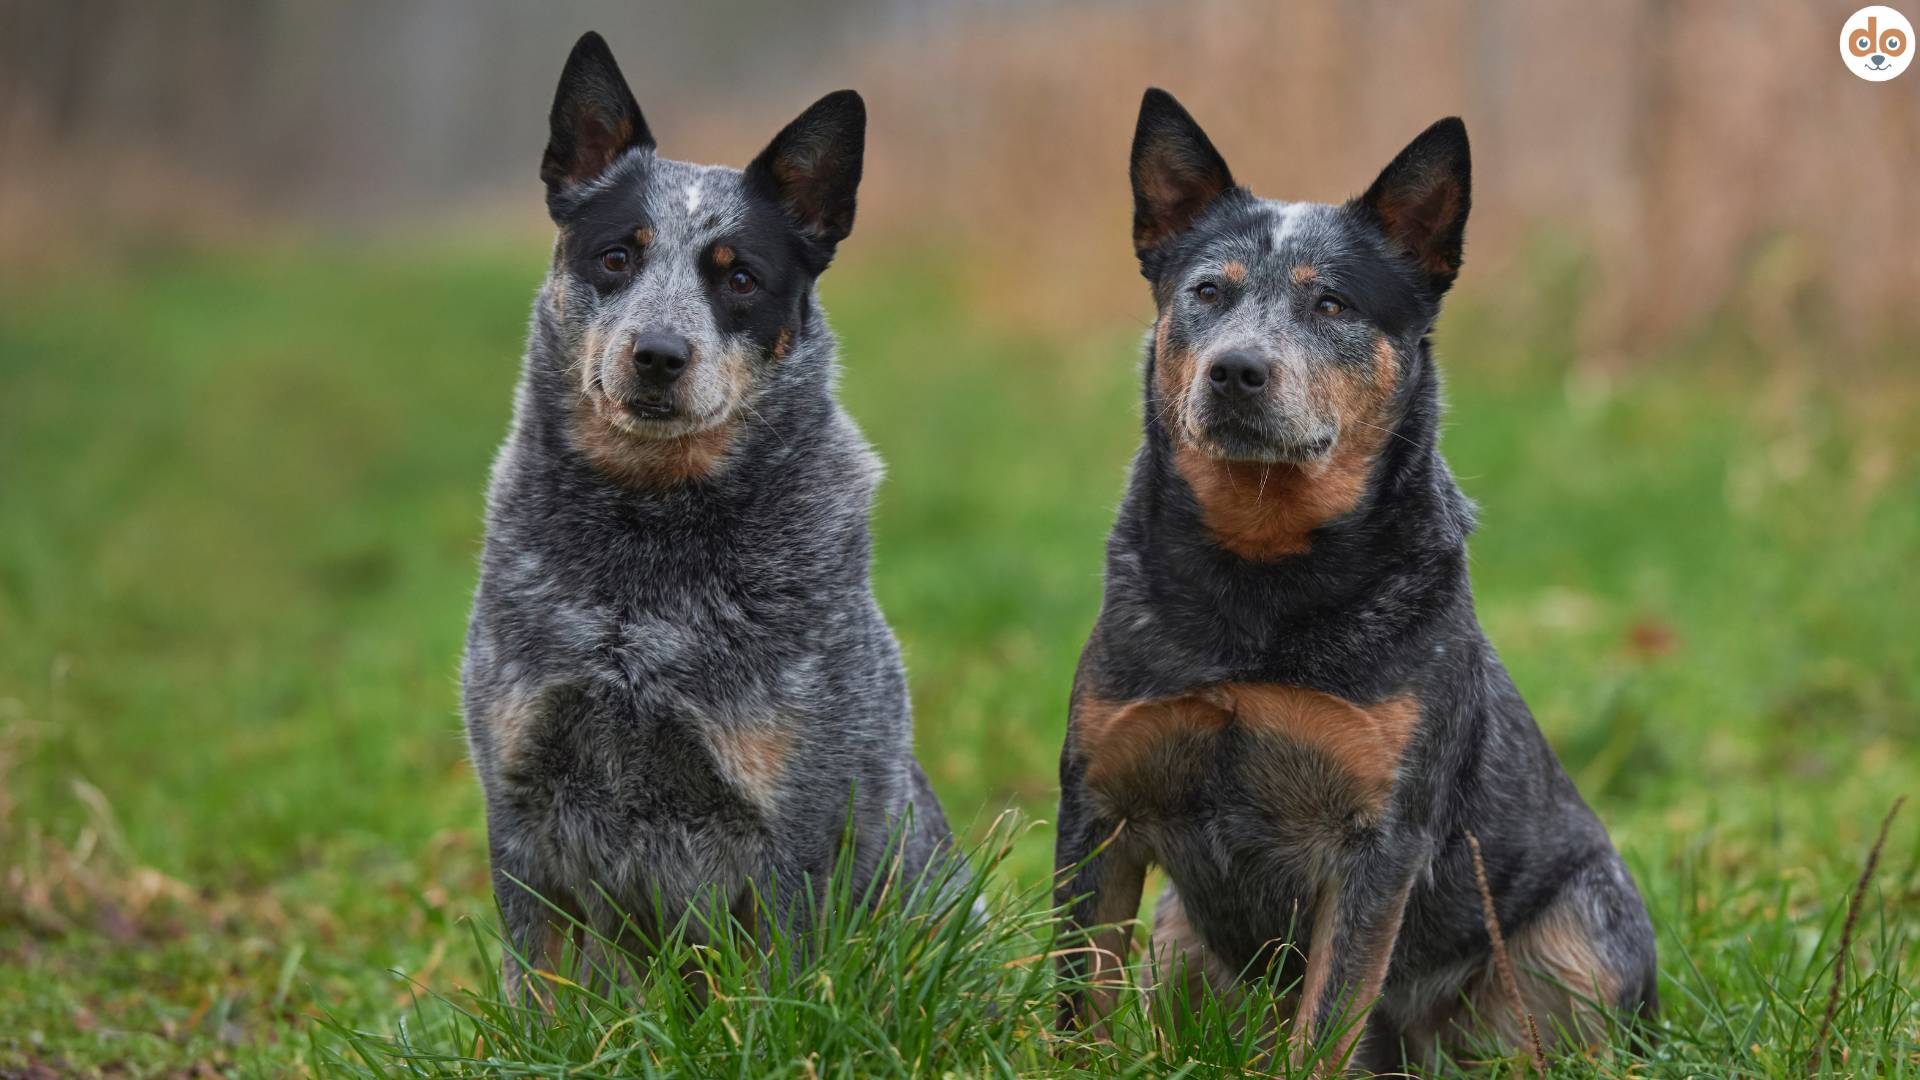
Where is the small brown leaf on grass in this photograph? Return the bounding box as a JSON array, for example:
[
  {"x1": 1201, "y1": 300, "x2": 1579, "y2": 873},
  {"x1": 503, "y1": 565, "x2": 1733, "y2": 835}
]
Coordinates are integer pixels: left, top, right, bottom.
[
  {"x1": 1624, "y1": 617, "x2": 1679, "y2": 659},
  {"x1": 1466, "y1": 831, "x2": 1546, "y2": 1079},
  {"x1": 1809, "y1": 797, "x2": 1905, "y2": 1076}
]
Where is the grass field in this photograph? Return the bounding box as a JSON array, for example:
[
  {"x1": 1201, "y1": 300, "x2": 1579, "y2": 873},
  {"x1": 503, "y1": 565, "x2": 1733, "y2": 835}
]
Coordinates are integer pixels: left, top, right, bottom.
[{"x1": 1, "y1": 242, "x2": 1916, "y2": 1076}]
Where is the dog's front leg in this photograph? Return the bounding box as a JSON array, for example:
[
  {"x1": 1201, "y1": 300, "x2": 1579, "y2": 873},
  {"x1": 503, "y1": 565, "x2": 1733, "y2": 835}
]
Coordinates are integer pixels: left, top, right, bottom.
[
  {"x1": 488, "y1": 843, "x2": 581, "y2": 1013},
  {"x1": 1053, "y1": 747, "x2": 1147, "y2": 1035},
  {"x1": 1289, "y1": 844, "x2": 1421, "y2": 1072}
]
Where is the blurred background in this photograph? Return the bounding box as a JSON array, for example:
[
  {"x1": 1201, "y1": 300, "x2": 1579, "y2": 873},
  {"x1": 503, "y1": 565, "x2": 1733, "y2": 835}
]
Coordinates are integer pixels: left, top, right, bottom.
[
  {"x1": 2, "y1": 1, "x2": 1915, "y2": 1074},
  {"x1": 8, "y1": 0, "x2": 1919, "y2": 342}
]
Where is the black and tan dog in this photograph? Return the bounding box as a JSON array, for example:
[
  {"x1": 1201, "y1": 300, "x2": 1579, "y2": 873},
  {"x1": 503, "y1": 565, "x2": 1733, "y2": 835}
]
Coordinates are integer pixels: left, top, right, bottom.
[{"x1": 1053, "y1": 89, "x2": 1657, "y2": 1070}]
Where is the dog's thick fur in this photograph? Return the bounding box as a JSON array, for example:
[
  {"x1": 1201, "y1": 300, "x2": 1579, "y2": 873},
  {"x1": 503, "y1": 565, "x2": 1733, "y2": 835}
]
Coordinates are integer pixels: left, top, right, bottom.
[
  {"x1": 462, "y1": 32, "x2": 957, "y2": 990},
  {"x1": 1053, "y1": 90, "x2": 1657, "y2": 1071}
]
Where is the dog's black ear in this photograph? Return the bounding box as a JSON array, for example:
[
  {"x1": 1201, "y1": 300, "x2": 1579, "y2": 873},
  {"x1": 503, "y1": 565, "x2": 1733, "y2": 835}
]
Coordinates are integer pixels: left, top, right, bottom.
[
  {"x1": 745, "y1": 90, "x2": 866, "y2": 269},
  {"x1": 541, "y1": 32, "x2": 653, "y2": 211},
  {"x1": 1355, "y1": 117, "x2": 1471, "y2": 293},
  {"x1": 1130, "y1": 88, "x2": 1236, "y2": 266}
]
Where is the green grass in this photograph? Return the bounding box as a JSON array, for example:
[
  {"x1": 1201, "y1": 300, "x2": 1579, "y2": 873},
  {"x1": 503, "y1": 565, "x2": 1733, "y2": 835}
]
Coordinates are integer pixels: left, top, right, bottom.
[{"x1": 0, "y1": 242, "x2": 1915, "y2": 1076}]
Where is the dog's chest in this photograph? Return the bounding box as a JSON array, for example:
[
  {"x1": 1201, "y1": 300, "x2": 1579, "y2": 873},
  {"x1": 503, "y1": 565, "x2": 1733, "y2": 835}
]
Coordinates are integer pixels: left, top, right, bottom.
[
  {"x1": 475, "y1": 581, "x2": 837, "y2": 863},
  {"x1": 1074, "y1": 684, "x2": 1421, "y2": 864}
]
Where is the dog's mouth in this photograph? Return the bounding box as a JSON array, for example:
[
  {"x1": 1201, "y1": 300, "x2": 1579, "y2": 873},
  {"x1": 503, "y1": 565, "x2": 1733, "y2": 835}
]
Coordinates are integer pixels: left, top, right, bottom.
[
  {"x1": 1185, "y1": 404, "x2": 1337, "y2": 465},
  {"x1": 622, "y1": 392, "x2": 677, "y2": 421},
  {"x1": 590, "y1": 379, "x2": 729, "y2": 439},
  {"x1": 1865, "y1": 59, "x2": 1892, "y2": 70},
  {"x1": 1192, "y1": 427, "x2": 1336, "y2": 465}
]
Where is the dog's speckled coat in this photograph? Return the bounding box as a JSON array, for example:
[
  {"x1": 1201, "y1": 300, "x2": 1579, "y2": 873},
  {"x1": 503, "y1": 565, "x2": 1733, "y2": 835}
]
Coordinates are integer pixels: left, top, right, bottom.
[{"x1": 462, "y1": 33, "x2": 956, "y2": 990}]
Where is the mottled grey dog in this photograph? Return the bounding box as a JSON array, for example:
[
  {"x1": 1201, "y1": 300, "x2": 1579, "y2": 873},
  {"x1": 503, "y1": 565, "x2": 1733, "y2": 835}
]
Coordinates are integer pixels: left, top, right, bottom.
[{"x1": 461, "y1": 32, "x2": 957, "y2": 989}]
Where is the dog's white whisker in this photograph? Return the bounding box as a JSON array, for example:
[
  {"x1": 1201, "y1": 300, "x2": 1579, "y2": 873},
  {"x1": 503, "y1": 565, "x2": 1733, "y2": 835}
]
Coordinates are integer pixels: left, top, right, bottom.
[
  {"x1": 1349, "y1": 417, "x2": 1420, "y2": 450},
  {"x1": 739, "y1": 399, "x2": 786, "y2": 449}
]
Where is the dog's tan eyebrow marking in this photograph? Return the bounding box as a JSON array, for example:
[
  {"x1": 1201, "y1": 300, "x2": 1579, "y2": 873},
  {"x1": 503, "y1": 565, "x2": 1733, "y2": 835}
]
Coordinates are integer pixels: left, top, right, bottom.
[
  {"x1": 1292, "y1": 264, "x2": 1316, "y2": 284},
  {"x1": 712, "y1": 244, "x2": 735, "y2": 268},
  {"x1": 1222, "y1": 260, "x2": 1248, "y2": 284},
  {"x1": 633, "y1": 225, "x2": 655, "y2": 247}
]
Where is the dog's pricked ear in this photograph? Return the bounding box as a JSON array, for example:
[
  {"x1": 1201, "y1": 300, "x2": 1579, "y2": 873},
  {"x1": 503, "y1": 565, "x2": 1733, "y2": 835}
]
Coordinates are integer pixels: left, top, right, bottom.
[
  {"x1": 1356, "y1": 118, "x2": 1471, "y2": 292},
  {"x1": 745, "y1": 90, "x2": 866, "y2": 269},
  {"x1": 541, "y1": 32, "x2": 653, "y2": 210},
  {"x1": 1131, "y1": 88, "x2": 1236, "y2": 265}
]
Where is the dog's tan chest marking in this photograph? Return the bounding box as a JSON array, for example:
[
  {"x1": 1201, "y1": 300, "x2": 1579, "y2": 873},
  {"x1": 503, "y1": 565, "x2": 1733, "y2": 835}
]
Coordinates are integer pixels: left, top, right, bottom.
[
  {"x1": 702, "y1": 725, "x2": 794, "y2": 814},
  {"x1": 489, "y1": 679, "x2": 793, "y2": 817},
  {"x1": 486, "y1": 684, "x2": 547, "y2": 775},
  {"x1": 1076, "y1": 684, "x2": 1420, "y2": 810},
  {"x1": 1076, "y1": 693, "x2": 1227, "y2": 791},
  {"x1": 1226, "y1": 684, "x2": 1419, "y2": 792}
]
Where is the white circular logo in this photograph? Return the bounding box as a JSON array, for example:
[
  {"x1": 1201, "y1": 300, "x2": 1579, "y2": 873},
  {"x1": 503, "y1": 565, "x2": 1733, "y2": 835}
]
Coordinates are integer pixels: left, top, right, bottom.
[{"x1": 1842, "y1": 6, "x2": 1912, "y2": 81}]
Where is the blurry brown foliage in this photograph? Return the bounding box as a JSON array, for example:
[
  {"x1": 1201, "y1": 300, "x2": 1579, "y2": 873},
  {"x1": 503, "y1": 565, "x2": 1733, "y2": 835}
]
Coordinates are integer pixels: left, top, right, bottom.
[
  {"x1": 841, "y1": 1, "x2": 1918, "y2": 350},
  {"x1": 4, "y1": 0, "x2": 1914, "y2": 353}
]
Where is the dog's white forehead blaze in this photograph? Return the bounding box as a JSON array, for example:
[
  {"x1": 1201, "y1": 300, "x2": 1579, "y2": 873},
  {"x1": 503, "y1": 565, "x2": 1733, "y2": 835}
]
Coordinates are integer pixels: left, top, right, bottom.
[
  {"x1": 684, "y1": 181, "x2": 703, "y2": 216},
  {"x1": 1270, "y1": 202, "x2": 1308, "y2": 249}
]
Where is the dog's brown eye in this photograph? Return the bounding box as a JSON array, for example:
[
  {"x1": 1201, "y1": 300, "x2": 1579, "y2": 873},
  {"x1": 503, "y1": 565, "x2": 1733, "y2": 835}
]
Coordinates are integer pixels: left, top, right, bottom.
[
  {"x1": 727, "y1": 268, "x2": 757, "y2": 295},
  {"x1": 1195, "y1": 281, "x2": 1220, "y2": 303},
  {"x1": 599, "y1": 248, "x2": 631, "y2": 274},
  {"x1": 1315, "y1": 295, "x2": 1344, "y2": 316}
]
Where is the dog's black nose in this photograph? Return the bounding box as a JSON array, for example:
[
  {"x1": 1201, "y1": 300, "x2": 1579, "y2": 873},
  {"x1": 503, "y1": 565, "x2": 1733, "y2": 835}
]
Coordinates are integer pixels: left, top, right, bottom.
[
  {"x1": 1208, "y1": 351, "x2": 1270, "y2": 396},
  {"x1": 633, "y1": 331, "x2": 691, "y2": 387},
  {"x1": 1872, "y1": 53, "x2": 1887, "y2": 65}
]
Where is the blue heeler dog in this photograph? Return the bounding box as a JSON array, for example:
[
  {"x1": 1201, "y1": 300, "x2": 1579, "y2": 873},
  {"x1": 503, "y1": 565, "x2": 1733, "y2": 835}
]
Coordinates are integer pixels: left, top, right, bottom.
[
  {"x1": 1052, "y1": 90, "x2": 1657, "y2": 1070},
  {"x1": 461, "y1": 32, "x2": 959, "y2": 991}
]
